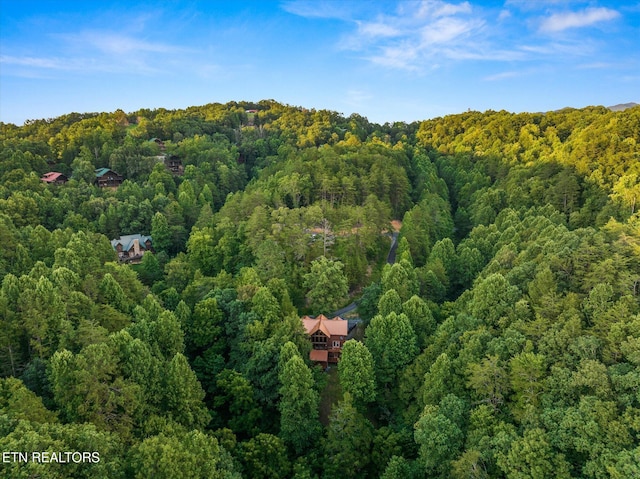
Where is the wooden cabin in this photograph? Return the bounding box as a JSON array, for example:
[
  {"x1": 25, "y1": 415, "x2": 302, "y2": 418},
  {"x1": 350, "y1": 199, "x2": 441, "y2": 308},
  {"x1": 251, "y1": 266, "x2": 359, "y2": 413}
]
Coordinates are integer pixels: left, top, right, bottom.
[
  {"x1": 110, "y1": 234, "x2": 153, "y2": 264},
  {"x1": 301, "y1": 314, "x2": 349, "y2": 368},
  {"x1": 95, "y1": 168, "x2": 123, "y2": 188},
  {"x1": 164, "y1": 155, "x2": 184, "y2": 175},
  {"x1": 149, "y1": 138, "x2": 166, "y2": 151},
  {"x1": 40, "y1": 172, "x2": 68, "y2": 185}
]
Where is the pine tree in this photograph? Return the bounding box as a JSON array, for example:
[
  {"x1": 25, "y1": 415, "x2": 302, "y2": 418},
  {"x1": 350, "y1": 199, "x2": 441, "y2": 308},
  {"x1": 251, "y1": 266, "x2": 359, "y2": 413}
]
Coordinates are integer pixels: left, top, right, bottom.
[{"x1": 278, "y1": 355, "x2": 320, "y2": 454}]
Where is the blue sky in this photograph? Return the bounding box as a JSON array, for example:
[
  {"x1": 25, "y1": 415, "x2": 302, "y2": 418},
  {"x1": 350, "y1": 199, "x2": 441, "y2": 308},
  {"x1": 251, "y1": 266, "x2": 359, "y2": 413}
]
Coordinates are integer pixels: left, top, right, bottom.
[{"x1": 1, "y1": 1, "x2": 638, "y2": 125}]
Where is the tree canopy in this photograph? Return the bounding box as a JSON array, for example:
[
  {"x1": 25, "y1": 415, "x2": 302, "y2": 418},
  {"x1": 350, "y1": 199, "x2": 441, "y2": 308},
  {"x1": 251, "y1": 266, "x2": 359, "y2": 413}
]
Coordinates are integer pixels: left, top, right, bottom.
[{"x1": 1, "y1": 100, "x2": 639, "y2": 478}]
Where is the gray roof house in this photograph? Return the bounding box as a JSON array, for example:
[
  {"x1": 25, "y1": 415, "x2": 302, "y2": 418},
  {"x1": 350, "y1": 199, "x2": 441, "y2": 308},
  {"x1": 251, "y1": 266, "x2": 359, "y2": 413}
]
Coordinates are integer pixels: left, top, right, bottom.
[{"x1": 110, "y1": 234, "x2": 153, "y2": 263}]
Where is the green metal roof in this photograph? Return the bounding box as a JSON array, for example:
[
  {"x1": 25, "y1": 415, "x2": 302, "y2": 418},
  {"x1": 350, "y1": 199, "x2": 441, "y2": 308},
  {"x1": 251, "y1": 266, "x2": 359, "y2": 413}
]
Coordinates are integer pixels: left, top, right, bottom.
[{"x1": 95, "y1": 167, "x2": 114, "y2": 177}]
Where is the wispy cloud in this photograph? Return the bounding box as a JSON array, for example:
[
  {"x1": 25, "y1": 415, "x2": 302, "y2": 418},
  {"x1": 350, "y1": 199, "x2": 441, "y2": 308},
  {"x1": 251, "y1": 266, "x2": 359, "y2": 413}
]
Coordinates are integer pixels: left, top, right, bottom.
[
  {"x1": 0, "y1": 53, "x2": 164, "y2": 75},
  {"x1": 345, "y1": 88, "x2": 373, "y2": 108},
  {"x1": 519, "y1": 38, "x2": 596, "y2": 57},
  {"x1": 286, "y1": 0, "x2": 629, "y2": 72},
  {"x1": 281, "y1": 0, "x2": 354, "y2": 20},
  {"x1": 483, "y1": 70, "x2": 522, "y2": 81},
  {"x1": 369, "y1": 44, "x2": 422, "y2": 70},
  {"x1": 498, "y1": 10, "x2": 511, "y2": 21},
  {"x1": 357, "y1": 22, "x2": 401, "y2": 38},
  {"x1": 60, "y1": 31, "x2": 186, "y2": 55},
  {"x1": 287, "y1": 0, "x2": 605, "y2": 71},
  {"x1": 2, "y1": 23, "x2": 202, "y2": 78},
  {"x1": 412, "y1": 0, "x2": 472, "y2": 18},
  {"x1": 0, "y1": 53, "x2": 144, "y2": 74},
  {"x1": 425, "y1": 16, "x2": 480, "y2": 44},
  {"x1": 540, "y1": 7, "x2": 620, "y2": 32},
  {"x1": 342, "y1": 1, "x2": 494, "y2": 70},
  {"x1": 505, "y1": 0, "x2": 586, "y2": 11},
  {"x1": 0, "y1": 55, "x2": 71, "y2": 70},
  {"x1": 577, "y1": 62, "x2": 613, "y2": 70}
]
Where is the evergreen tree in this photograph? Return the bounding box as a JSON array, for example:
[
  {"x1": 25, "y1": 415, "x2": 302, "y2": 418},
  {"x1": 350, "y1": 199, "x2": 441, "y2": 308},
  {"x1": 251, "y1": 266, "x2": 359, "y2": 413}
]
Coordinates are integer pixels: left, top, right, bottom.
[
  {"x1": 303, "y1": 256, "x2": 349, "y2": 312},
  {"x1": 164, "y1": 353, "x2": 210, "y2": 430},
  {"x1": 366, "y1": 312, "x2": 418, "y2": 390},
  {"x1": 338, "y1": 340, "x2": 376, "y2": 405},
  {"x1": 278, "y1": 355, "x2": 321, "y2": 455},
  {"x1": 239, "y1": 433, "x2": 290, "y2": 479},
  {"x1": 323, "y1": 393, "x2": 374, "y2": 478}
]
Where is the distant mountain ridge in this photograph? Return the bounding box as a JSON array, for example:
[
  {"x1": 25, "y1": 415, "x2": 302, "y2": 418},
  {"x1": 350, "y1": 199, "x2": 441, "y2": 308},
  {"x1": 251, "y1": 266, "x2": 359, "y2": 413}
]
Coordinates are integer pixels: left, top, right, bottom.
[
  {"x1": 552, "y1": 102, "x2": 637, "y2": 114},
  {"x1": 608, "y1": 102, "x2": 638, "y2": 111}
]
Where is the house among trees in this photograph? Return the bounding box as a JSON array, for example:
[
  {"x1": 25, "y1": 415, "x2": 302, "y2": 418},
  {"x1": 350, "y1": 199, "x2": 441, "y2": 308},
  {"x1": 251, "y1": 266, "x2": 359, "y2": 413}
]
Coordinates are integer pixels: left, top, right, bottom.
[
  {"x1": 164, "y1": 155, "x2": 184, "y2": 175},
  {"x1": 40, "y1": 172, "x2": 68, "y2": 185},
  {"x1": 245, "y1": 109, "x2": 258, "y2": 126},
  {"x1": 149, "y1": 138, "x2": 166, "y2": 151},
  {"x1": 110, "y1": 234, "x2": 153, "y2": 263},
  {"x1": 95, "y1": 168, "x2": 123, "y2": 188},
  {"x1": 301, "y1": 314, "x2": 348, "y2": 368}
]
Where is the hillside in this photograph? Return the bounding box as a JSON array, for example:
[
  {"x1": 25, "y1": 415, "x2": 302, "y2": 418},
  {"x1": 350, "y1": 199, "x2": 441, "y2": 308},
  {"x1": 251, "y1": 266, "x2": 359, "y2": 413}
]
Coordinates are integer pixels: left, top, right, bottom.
[
  {"x1": 608, "y1": 102, "x2": 638, "y2": 111},
  {"x1": 1, "y1": 101, "x2": 639, "y2": 478}
]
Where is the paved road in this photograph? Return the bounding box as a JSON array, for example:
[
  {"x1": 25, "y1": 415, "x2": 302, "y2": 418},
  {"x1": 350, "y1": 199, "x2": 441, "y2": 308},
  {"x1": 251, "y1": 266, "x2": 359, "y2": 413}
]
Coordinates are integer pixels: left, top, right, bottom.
[
  {"x1": 330, "y1": 231, "x2": 399, "y2": 319},
  {"x1": 332, "y1": 301, "x2": 358, "y2": 318},
  {"x1": 386, "y1": 231, "x2": 399, "y2": 265}
]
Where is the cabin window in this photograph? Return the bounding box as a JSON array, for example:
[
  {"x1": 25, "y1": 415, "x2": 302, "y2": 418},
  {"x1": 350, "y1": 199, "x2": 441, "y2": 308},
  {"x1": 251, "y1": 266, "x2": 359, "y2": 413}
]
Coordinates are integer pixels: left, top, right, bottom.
[{"x1": 312, "y1": 331, "x2": 328, "y2": 348}]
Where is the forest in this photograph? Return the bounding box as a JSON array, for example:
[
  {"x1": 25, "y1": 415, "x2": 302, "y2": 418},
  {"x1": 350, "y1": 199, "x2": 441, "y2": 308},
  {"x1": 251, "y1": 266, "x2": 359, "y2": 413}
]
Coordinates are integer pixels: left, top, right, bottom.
[{"x1": 0, "y1": 100, "x2": 639, "y2": 478}]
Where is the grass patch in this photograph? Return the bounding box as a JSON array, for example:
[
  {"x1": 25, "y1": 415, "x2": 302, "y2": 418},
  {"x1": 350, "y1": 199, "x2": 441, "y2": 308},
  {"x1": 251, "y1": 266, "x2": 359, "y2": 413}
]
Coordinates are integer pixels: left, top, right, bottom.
[{"x1": 318, "y1": 367, "x2": 342, "y2": 426}]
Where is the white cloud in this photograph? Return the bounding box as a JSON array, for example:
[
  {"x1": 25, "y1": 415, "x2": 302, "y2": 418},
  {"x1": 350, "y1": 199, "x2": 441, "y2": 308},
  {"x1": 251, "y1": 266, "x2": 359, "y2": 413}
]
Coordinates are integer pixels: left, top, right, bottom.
[
  {"x1": 357, "y1": 22, "x2": 401, "y2": 38},
  {"x1": 345, "y1": 89, "x2": 373, "y2": 107},
  {"x1": 342, "y1": 1, "x2": 495, "y2": 70},
  {"x1": 281, "y1": 0, "x2": 351, "y2": 20},
  {"x1": 2, "y1": 27, "x2": 204, "y2": 78},
  {"x1": 483, "y1": 70, "x2": 522, "y2": 81},
  {"x1": 57, "y1": 30, "x2": 186, "y2": 56},
  {"x1": 0, "y1": 54, "x2": 128, "y2": 73},
  {"x1": 414, "y1": 0, "x2": 472, "y2": 19},
  {"x1": 540, "y1": 7, "x2": 620, "y2": 32},
  {"x1": 505, "y1": 0, "x2": 582, "y2": 11},
  {"x1": 286, "y1": 0, "x2": 627, "y2": 73},
  {"x1": 370, "y1": 44, "x2": 421, "y2": 70},
  {"x1": 519, "y1": 39, "x2": 595, "y2": 57},
  {"x1": 420, "y1": 16, "x2": 479, "y2": 45},
  {"x1": 0, "y1": 55, "x2": 69, "y2": 70},
  {"x1": 577, "y1": 62, "x2": 612, "y2": 69},
  {"x1": 0, "y1": 52, "x2": 162, "y2": 75},
  {"x1": 498, "y1": 9, "x2": 511, "y2": 21},
  {"x1": 444, "y1": 46, "x2": 522, "y2": 62}
]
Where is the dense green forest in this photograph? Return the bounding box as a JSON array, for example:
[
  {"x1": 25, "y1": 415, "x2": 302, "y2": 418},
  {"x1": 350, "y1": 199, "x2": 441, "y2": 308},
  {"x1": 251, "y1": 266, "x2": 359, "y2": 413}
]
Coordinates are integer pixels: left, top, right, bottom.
[{"x1": 1, "y1": 100, "x2": 639, "y2": 478}]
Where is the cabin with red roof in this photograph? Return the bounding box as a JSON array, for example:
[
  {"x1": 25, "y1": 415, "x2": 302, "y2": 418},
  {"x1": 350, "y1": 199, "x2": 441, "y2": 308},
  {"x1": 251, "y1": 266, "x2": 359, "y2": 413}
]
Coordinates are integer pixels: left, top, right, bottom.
[
  {"x1": 301, "y1": 314, "x2": 348, "y2": 368},
  {"x1": 40, "y1": 172, "x2": 68, "y2": 185}
]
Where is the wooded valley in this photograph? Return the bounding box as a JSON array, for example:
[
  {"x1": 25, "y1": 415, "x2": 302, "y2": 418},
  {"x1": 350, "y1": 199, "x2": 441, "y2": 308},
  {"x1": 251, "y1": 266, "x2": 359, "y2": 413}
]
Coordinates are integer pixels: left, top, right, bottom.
[{"x1": 1, "y1": 100, "x2": 639, "y2": 478}]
